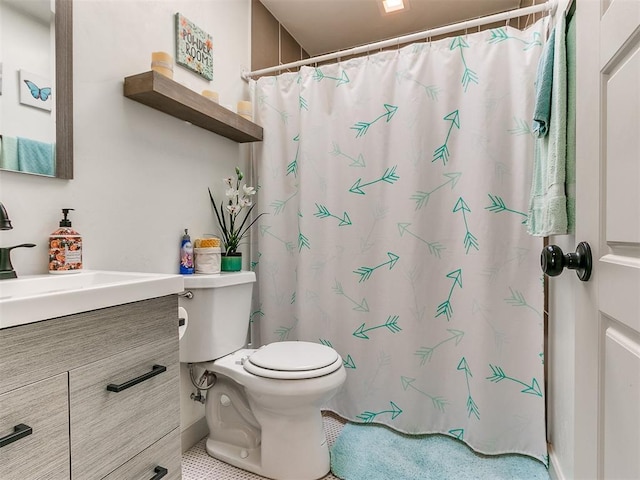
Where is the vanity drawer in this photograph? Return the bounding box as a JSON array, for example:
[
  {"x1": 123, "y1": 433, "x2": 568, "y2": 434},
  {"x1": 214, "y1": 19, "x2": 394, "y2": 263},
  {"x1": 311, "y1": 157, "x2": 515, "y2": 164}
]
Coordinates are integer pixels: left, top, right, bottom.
[
  {"x1": 0, "y1": 373, "x2": 70, "y2": 480},
  {"x1": 0, "y1": 295, "x2": 178, "y2": 395},
  {"x1": 102, "y1": 428, "x2": 182, "y2": 480},
  {"x1": 69, "y1": 339, "x2": 179, "y2": 480}
]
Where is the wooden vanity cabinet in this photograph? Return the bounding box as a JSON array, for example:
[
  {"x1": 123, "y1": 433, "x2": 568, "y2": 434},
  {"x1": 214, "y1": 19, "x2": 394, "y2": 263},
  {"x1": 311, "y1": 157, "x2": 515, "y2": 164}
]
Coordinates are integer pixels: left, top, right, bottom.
[{"x1": 0, "y1": 295, "x2": 181, "y2": 480}]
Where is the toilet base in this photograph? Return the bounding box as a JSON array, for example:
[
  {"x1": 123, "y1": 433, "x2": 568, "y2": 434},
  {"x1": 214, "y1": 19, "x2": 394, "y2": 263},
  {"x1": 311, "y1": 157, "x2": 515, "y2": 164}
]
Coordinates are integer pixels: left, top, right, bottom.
[
  {"x1": 206, "y1": 410, "x2": 331, "y2": 480},
  {"x1": 206, "y1": 437, "x2": 263, "y2": 476},
  {"x1": 202, "y1": 348, "x2": 346, "y2": 479}
]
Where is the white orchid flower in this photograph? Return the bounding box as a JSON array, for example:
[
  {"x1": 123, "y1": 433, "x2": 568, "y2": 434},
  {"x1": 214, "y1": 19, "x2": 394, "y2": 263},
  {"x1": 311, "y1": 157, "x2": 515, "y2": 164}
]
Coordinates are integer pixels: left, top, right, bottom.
[
  {"x1": 225, "y1": 188, "x2": 238, "y2": 198},
  {"x1": 223, "y1": 177, "x2": 234, "y2": 187},
  {"x1": 239, "y1": 197, "x2": 253, "y2": 208},
  {"x1": 242, "y1": 184, "x2": 256, "y2": 196},
  {"x1": 225, "y1": 204, "x2": 240, "y2": 215}
]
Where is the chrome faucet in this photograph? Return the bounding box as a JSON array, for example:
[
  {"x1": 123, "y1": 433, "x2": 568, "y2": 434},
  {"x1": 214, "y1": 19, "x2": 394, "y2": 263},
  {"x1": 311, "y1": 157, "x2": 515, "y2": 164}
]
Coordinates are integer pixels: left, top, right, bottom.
[{"x1": 0, "y1": 202, "x2": 36, "y2": 280}]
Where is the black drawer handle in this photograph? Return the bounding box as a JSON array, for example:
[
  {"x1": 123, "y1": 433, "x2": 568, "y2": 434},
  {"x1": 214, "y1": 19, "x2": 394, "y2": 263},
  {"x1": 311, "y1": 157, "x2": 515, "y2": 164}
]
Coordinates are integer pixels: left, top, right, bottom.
[
  {"x1": 106, "y1": 364, "x2": 167, "y2": 393},
  {"x1": 0, "y1": 423, "x2": 32, "y2": 448},
  {"x1": 150, "y1": 466, "x2": 168, "y2": 480}
]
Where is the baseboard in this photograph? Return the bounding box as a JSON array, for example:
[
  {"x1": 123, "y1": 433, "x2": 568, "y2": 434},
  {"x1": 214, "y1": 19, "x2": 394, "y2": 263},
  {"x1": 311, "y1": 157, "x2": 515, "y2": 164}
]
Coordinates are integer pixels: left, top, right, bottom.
[
  {"x1": 548, "y1": 444, "x2": 567, "y2": 480},
  {"x1": 181, "y1": 416, "x2": 208, "y2": 453}
]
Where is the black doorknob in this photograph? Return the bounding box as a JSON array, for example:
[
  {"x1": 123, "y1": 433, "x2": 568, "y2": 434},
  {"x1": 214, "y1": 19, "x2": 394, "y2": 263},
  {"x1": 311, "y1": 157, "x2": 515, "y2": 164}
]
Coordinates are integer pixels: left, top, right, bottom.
[{"x1": 541, "y1": 242, "x2": 592, "y2": 282}]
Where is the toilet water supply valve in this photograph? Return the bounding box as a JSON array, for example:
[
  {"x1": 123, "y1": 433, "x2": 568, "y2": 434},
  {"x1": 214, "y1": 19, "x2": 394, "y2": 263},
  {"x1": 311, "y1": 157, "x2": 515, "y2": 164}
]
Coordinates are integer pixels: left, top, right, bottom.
[
  {"x1": 188, "y1": 363, "x2": 216, "y2": 404},
  {"x1": 190, "y1": 391, "x2": 206, "y2": 404}
]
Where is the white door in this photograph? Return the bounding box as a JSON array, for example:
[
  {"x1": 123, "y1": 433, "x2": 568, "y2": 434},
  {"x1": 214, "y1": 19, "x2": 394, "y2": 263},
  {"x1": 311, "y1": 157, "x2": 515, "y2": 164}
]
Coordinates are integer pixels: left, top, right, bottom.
[{"x1": 575, "y1": 0, "x2": 640, "y2": 478}]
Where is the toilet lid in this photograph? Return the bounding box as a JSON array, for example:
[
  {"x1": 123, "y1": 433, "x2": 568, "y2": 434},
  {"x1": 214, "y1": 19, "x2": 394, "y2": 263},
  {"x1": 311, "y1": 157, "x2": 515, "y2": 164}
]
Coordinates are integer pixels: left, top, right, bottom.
[{"x1": 244, "y1": 341, "x2": 342, "y2": 379}]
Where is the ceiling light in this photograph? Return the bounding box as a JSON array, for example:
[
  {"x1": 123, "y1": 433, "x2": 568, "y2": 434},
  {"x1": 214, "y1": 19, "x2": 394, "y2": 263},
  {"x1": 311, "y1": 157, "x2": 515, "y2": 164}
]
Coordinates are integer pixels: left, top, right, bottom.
[{"x1": 382, "y1": 0, "x2": 406, "y2": 14}]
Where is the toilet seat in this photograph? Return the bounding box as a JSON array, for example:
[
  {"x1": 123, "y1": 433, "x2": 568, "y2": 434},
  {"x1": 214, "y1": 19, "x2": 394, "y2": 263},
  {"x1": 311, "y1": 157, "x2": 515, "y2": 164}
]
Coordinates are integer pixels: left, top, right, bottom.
[{"x1": 243, "y1": 341, "x2": 342, "y2": 379}]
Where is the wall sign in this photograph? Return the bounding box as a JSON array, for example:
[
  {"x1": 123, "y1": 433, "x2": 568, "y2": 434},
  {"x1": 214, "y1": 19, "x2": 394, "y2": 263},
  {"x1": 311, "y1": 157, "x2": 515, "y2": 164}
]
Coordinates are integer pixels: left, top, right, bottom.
[{"x1": 175, "y1": 13, "x2": 213, "y2": 81}]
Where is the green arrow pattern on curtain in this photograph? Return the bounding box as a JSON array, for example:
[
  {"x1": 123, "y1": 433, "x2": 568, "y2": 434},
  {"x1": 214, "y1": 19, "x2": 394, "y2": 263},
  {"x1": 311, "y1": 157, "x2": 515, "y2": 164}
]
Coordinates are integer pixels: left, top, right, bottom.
[
  {"x1": 433, "y1": 110, "x2": 461, "y2": 165},
  {"x1": 299, "y1": 95, "x2": 308, "y2": 111},
  {"x1": 269, "y1": 189, "x2": 298, "y2": 215},
  {"x1": 360, "y1": 203, "x2": 389, "y2": 253},
  {"x1": 486, "y1": 365, "x2": 543, "y2": 397},
  {"x1": 350, "y1": 165, "x2": 400, "y2": 194},
  {"x1": 397, "y1": 223, "x2": 445, "y2": 258},
  {"x1": 457, "y1": 357, "x2": 480, "y2": 420},
  {"x1": 450, "y1": 37, "x2": 478, "y2": 92},
  {"x1": 319, "y1": 339, "x2": 358, "y2": 369},
  {"x1": 411, "y1": 172, "x2": 462, "y2": 209},
  {"x1": 314, "y1": 204, "x2": 352, "y2": 226},
  {"x1": 396, "y1": 70, "x2": 440, "y2": 100},
  {"x1": 330, "y1": 142, "x2": 366, "y2": 167},
  {"x1": 485, "y1": 194, "x2": 528, "y2": 224},
  {"x1": 357, "y1": 401, "x2": 403, "y2": 423},
  {"x1": 274, "y1": 318, "x2": 298, "y2": 340},
  {"x1": 312, "y1": 68, "x2": 350, "y2": 86},
  {"x1": 504, "y1": 287, "x2": 543, "y2": 318},
  {"x1": 259, "y1": 225, "x2": 295, "y2": 254},
  {"x1": 257, "y1": 94, "x2": 289, "y2": 123},
  {"x1": 509, "y1": 118, "x2": 533, "y2": 136},
  {"x1": 353, "y1": 315, "x2": 401, "y2": 339},
  {"x1": 250, "y1": 251, "x2": 261, "y2": 270},
  {"x1": 487, "y1": 28, "x2": 542, "y2": 51},
  {"x1": 297, "y1": 211, "x2": 310, "y2": 252},
  {"x1": 351, "y1": 104, "x2": 398, "y2": 138},
  {"x1": 287, "y1": 135, "x2": 300, "y2": 177},
  {"x1": 333, "y1": 280, "x2": 369, "y2": 312},
  {"x1": 415, "y1": 329, "x2": 465, "y2": 365},
  {"x1": 436, "y1": 269, "x2": 463, "y2": 320},
  {"x1": 453, "y1": 197, "x2": 479, "y2": 253},
  {"x1": 401, "y1": 376, "x2": 448, "y2": 412},
  {"x1": 406, "y1": 267, "x2": 427, "y2": 322},
  {"x1": 353, "y1": 252, "x2": 400, "y2": 282},
  {"x1": 249, "y1": 306, "x2": 264, "y2": 325}
]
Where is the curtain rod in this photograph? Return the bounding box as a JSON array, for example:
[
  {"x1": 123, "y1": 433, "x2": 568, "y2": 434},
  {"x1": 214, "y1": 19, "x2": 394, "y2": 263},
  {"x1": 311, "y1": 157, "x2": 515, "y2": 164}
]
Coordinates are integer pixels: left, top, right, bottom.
[{"x1": 242, "y1": 0, "x2": 556, "y2": 81}]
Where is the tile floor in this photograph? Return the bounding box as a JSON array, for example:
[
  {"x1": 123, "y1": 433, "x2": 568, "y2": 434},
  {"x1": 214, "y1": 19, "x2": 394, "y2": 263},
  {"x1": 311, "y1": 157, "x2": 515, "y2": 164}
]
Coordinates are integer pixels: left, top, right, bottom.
[{"x1": 182, "y1": 412, "x2": 345, "y2": 480}]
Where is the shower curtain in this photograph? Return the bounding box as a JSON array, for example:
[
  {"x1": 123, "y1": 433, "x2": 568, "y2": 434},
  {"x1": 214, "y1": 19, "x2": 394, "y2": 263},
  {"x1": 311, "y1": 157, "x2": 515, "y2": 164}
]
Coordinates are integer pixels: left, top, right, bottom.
[{"x1": 250, "y1": 19, "x2": 548, "y2": 464}]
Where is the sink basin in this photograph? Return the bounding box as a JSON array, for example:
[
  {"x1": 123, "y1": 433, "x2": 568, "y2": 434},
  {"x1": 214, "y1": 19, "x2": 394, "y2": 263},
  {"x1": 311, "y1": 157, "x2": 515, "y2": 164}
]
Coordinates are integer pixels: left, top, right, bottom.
[{"x1": 0, "y1": 270, "x2": 184, "y2": 329}]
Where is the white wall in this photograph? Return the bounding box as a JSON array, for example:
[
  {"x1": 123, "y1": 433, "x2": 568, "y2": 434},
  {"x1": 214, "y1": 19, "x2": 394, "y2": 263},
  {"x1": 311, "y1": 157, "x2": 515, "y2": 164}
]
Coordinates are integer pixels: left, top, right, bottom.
[{"x1": 0, "y1": 0, "x2": 252, "y2": 447}]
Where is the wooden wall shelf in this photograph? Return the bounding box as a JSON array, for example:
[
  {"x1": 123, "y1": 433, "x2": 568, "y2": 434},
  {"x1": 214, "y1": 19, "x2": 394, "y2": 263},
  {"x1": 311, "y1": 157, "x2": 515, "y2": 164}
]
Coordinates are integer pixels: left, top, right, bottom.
[{"x1": 123, "y1": 71, "x2": 263, "y2": 143}]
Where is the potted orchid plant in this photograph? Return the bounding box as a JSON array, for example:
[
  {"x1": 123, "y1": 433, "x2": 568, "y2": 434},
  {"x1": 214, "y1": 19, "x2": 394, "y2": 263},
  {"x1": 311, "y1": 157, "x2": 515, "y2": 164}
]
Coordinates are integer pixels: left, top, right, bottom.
[{"x1": 208, "y1": 167, "x2": 263, "y2": 271}]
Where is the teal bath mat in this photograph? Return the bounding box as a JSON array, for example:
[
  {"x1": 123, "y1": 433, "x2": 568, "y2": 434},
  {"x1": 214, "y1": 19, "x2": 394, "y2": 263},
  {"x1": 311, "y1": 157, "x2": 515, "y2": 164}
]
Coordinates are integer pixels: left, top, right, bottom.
[{"x1": 330, "y1": 423, "x2": 549, "y2": 480}]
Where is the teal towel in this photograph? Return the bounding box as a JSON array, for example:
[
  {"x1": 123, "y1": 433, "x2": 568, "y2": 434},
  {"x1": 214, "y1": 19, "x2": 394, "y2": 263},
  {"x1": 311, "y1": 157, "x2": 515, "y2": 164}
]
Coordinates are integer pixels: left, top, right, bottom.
[
  {"x1": 0, "y1": 135, "x2": 19, "y2": 171},
  {"x1": 527, "y1": 17, "x2": 568, "y2": 237},
  {"x1": 17, "y1": 137, "x2": 55, "y2": 176},
  {"x1": 565, "y1": 14, "x2": 576, "y2": 234},
  {"x1": 532, "y1": 29, "x2": 555, "y2": 138},
  {"x1": 331, "y1": 423, "x2": 549, "y2": 480}
]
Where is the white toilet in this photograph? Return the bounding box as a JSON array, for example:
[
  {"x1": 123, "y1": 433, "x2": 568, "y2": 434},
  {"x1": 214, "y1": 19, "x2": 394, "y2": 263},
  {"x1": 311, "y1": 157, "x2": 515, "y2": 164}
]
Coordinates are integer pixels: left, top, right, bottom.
[{"x1": 179, "y1": 271, "x2": 346, "y2": 480}]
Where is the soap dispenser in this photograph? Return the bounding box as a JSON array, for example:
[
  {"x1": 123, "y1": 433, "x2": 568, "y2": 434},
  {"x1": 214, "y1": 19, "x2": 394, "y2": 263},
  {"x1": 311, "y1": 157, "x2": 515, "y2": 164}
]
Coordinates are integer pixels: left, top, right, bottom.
[{"x1": 49, "y1": 208, "x2": 83, "y2": 274}]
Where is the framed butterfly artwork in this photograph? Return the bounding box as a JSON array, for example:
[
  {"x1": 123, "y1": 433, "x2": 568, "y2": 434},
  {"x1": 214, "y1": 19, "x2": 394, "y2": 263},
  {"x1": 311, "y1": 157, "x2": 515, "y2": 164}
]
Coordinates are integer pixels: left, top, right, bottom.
[{"x1": 19, "y1": 70, "x2": 52, "y2": 111}]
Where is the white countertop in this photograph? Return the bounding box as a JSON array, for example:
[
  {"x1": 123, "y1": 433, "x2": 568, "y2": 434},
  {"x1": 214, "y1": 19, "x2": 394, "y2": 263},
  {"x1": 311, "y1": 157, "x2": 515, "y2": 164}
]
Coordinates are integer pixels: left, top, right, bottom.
[{"x1": 0, "y1": 270, "x2": 184, "y2": 329}]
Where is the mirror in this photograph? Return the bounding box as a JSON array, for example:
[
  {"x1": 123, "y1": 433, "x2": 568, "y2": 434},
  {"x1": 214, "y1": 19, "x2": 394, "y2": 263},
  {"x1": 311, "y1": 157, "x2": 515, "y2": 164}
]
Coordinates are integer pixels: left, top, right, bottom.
[{"x1": 0, "y1": 0, "x2": 73, "y2": 179}]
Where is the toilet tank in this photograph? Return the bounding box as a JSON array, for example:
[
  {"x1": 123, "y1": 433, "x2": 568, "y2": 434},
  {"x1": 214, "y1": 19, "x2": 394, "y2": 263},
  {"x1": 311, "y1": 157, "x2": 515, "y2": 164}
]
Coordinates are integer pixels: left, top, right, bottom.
[{"x1": 179, "y1": 271, "x2": 256, "y2": 363}]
